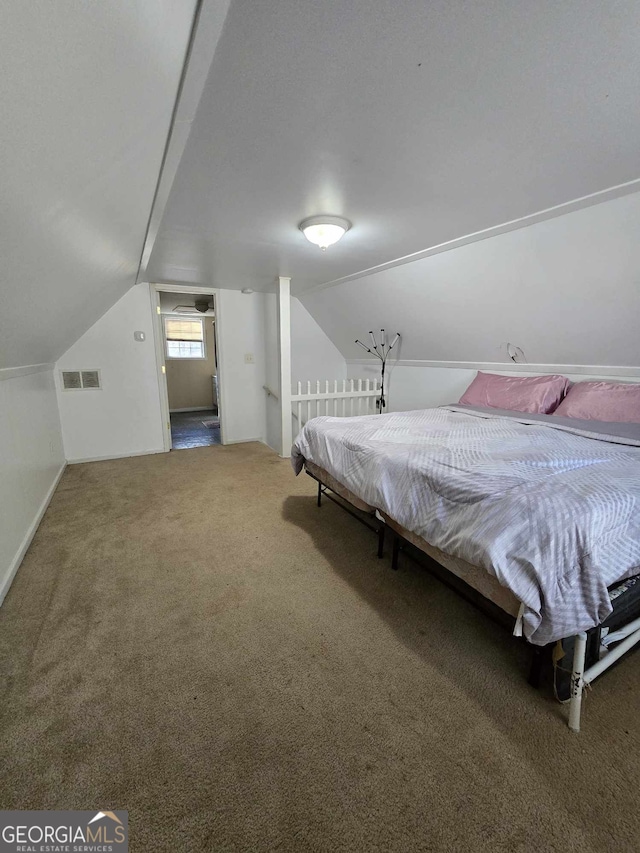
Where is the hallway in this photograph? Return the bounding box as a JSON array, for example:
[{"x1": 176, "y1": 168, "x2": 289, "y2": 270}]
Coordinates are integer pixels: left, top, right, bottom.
[{"x1": 170, "y1": 409, "x2": 221, "y2": 449}]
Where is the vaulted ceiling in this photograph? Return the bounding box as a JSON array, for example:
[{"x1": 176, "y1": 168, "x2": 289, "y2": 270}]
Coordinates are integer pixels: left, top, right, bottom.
[
  {"x1": 0, "y1": 0, "x2": 201, "y2": 368},
  {"x1": 3, "y1": 1, "x2": 640, "y2": 369},
  {"x1": 147, "y1": 0, "x2": 640, "y2": 295}
]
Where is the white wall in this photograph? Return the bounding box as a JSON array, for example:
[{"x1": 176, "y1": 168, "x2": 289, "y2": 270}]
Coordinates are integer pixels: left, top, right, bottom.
[
  {"x1": 347, "y1": 363, "x2": 474, "y2": 412},
  {"x1": 0, "y1": 366, "x2": 65, "y2": 604},
  {"x1": 290, "y1": 297, "x2": 347, "y2": 386},
  {"x1": 216, "y1": 289, "x2": 267, "y2": 444},
  {"x1": 301, "y1": 191, "x2": 640, "y2": 369},
  {"x1": 56, "y1": 284, "x2": 165, "y2": 463},
  {"x1": 55, "y1": 285, "x2": 273, "y2": 461},
  {"x1": 263, "y1": 293, "x2": 281, "y2": 452},
  {"x1": 348, "y1": 361, "x2": 640, "y2": 414}
]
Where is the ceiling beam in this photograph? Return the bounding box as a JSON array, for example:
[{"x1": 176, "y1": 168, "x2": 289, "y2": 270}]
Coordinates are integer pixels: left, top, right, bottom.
[{"x1": 136, "y1": 0, "x2": 232, "y2": 285}]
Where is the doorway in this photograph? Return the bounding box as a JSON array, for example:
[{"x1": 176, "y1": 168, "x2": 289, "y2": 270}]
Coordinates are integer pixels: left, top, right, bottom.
[
  {"x1": 170, "y1": 409, "x2": 220, "y2": 449},
  {"x1": 151, "y1": 284, "x2": 225, "y2": 451}
]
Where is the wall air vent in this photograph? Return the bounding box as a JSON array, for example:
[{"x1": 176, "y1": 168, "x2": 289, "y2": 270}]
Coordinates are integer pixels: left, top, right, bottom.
[
  {"x1": 81, "y1": 370, "x2": 101, "y2": 389},
  {"x1": 61, "y1": 370, "x2": 82, "y2": 390}
]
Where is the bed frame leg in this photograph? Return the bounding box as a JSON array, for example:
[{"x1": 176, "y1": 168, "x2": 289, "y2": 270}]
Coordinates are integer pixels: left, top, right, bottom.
[
  {"x1": 377, "y1": 524, "x2": 385, "y2": 558},
  {"x1": 391, "y1": 534, "x2": 400, "y2": 570},
  {"x1": 317, "y1": 481, "x2": 322, "y2": 508},
  {"x1": 568, "y1": 632, "x2": 587, "y2": 733}
]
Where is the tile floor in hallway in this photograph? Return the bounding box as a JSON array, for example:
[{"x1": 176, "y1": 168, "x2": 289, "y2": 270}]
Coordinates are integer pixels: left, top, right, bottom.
[{"x1": 170, "y1": 409, "x2": 221, "y2": 449}]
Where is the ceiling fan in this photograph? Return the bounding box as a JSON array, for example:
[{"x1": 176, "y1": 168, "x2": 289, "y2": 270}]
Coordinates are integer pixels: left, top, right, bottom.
[{"x1": 172, "y1": 298, "x2": 215, "y2": 315}]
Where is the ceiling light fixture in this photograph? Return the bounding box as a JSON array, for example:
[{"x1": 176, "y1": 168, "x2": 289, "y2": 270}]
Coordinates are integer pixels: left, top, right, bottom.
[{"x1": 299, "y1": 215, "x2": 351, "y2": 250}]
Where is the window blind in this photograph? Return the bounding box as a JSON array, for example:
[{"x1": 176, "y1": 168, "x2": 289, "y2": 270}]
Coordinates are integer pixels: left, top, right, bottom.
[{"x1": 164, "y1": 318, "x2": 204, "y2": 342}]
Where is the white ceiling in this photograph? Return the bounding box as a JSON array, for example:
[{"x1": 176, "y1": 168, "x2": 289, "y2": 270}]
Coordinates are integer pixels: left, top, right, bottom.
[
  {"x1": 147, "y1": 0, "x2": 640, "y2": 295},
  {"x1": 0, "y1": 0, "x2": 199, "y2": 368},
  {"x1": 4, "y1": 0, "x2": 640, "y2": 370}
]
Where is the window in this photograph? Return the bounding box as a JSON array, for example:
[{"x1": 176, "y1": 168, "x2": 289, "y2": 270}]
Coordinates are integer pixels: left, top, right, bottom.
[{"x1": 164, "y1": 317, "x2": 206, "y2": 359}]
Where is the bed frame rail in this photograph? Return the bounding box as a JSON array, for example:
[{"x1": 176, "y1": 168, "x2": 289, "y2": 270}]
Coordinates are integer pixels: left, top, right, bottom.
[
  {"x1": 569, "y1": 617, "x2": 640, "y2": 732},
  {"x1": 306, "y1": 470, "x2": 385, "y2": 558}
]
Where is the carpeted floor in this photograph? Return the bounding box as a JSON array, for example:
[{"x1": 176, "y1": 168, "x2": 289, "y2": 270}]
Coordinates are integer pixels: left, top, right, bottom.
[{"x1": 1, "y1": 442, "x2": 639, "y2": 852}]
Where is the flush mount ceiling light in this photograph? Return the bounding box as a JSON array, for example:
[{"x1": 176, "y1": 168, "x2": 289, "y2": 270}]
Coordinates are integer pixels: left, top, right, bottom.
[{"x1": 299, "y1": 215, "x2": 351, "y2": 250}]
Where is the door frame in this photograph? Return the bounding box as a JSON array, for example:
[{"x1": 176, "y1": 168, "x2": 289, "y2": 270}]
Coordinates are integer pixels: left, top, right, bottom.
[{"x1": 149, "y1": 283, "x2": 226, "y2": 451}]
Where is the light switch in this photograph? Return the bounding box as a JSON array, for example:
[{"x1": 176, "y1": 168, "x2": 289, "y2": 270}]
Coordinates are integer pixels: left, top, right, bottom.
[
  {"x1": 134, "y1": 331, "x2": 146, "y2": 342},
  {"x1": 244, "y1": 353, "x2": 255, "y2": 364}
]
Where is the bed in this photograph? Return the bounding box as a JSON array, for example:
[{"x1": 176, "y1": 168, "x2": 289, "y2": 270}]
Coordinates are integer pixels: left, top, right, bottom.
[{"x1": 292, "y1": 404, "x2": 640, "y2": 730}]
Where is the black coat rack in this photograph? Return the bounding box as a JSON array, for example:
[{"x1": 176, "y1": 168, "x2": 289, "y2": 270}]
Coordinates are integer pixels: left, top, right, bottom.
[{"x1": 354, "y1": 330, "x2": 401, "y2": 413}]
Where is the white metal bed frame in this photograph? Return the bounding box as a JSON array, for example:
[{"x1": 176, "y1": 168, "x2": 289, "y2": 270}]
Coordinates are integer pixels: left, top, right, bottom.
[{"x1": 569, "y1": 617, "x2": 640, "y2": 732}]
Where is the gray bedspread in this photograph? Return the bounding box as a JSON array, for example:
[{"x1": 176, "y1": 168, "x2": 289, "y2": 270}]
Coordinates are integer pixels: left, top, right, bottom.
[{"x1": 291, "y1": 406, "x2": 640, "y2": 645}]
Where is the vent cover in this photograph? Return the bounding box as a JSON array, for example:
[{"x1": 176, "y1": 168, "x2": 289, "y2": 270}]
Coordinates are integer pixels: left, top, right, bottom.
[
  {"x1": 61, "y1": 371, "x2": 82, "y2": 390},
  {"x1": 81, "y1": 370, "x2": 101, "y2": 389}
]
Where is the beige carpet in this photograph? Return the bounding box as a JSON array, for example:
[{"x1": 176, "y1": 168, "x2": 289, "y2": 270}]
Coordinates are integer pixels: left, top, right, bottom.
[{"x1": 1, "y1": 442, "x2": 639, "y2": 852}]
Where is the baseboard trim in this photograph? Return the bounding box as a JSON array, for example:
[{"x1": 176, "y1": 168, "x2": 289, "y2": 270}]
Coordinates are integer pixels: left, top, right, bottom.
[
  {"x1": 222, "y1": 437, "x2": 263, "y2": 446},
  {"x1": 68, "y1": 448, "x2": 166, "y2": 464},
  {"x1": 0, "y1": 462, "x2": 67, "y2": 607},
  {"x1": 169, "y1": 406, "x2": 215, "y2": 413}
]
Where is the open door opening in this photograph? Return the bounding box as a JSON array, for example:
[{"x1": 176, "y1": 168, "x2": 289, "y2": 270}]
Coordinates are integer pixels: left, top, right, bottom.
[{"x1": 151, "y1": 285, "x2": 224, "y2": 451}]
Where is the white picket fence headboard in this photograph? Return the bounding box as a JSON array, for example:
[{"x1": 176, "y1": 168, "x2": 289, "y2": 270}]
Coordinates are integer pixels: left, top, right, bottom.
[{"x1": 292, "y1": 379, "x2": 379, "y2": 426}]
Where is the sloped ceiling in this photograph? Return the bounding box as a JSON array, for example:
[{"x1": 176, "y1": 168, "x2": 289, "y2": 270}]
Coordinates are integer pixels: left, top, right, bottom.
[
  {"x1": 0, "y1": 0, "x2": 199, "y2": 368},
  {"x1": 300, "y1": 190, "x2": 640, "y2": 368},
  {"x1": 147, "y1": 0, "x2": 640, "y2": 296}
]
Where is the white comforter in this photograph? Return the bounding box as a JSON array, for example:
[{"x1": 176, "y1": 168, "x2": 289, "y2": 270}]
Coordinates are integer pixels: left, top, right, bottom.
[{"x1": 292, "y1": 406, "x2": 640, "y2": 644}]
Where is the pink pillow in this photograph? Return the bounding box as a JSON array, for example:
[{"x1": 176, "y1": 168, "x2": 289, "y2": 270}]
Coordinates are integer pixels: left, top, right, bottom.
[
  {"x1": 554, "y1": 381, "x2": 640, "y2": 423},
  {"x1": 458, "y1": 371, "x2": 569, "y2": 414}
]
